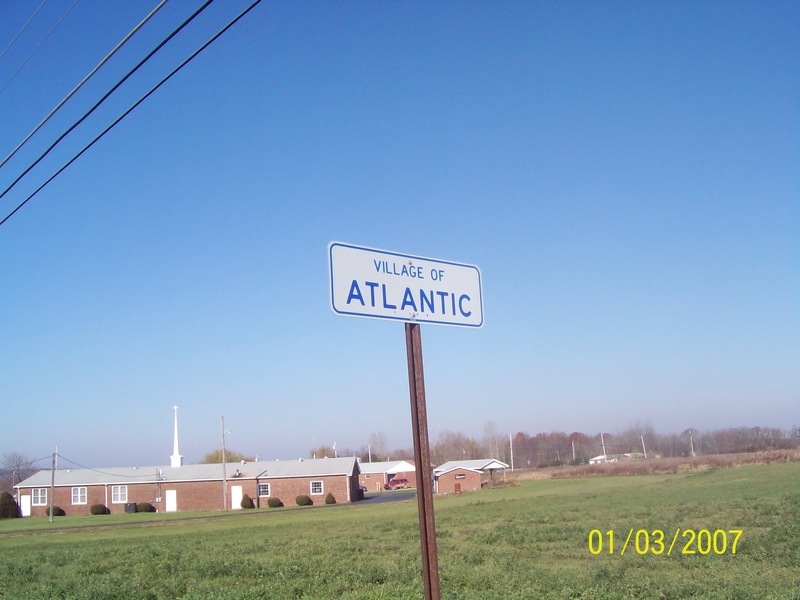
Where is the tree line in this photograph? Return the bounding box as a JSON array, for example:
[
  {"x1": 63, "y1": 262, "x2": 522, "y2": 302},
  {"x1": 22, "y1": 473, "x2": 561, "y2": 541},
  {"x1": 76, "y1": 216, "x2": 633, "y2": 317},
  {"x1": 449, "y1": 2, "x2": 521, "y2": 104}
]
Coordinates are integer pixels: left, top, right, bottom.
[
  {"x1": 309, "y1": 424, "x2": 800, "y2": 469},
  {"x1": 505, "y1": 425, "x2": 798, "y2": 468},
  {"x1": 3, "y1": 424, "x2": 797, "y2": 497}
]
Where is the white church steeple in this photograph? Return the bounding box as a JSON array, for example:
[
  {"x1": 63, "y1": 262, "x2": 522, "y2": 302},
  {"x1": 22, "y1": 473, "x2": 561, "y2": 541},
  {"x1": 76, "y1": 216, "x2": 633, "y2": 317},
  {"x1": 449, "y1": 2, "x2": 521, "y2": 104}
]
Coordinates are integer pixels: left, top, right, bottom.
[{"x1": 170, "y1": 405, "x2": 183, "y2": 468}]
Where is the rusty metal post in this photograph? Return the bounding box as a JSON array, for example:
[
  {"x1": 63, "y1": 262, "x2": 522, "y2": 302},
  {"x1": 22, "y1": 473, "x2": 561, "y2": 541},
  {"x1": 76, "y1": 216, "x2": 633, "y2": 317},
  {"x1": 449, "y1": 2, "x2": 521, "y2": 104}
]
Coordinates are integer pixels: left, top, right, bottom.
[{"x1": 405, "y1": 322, "x2": 441, "y2": 600}]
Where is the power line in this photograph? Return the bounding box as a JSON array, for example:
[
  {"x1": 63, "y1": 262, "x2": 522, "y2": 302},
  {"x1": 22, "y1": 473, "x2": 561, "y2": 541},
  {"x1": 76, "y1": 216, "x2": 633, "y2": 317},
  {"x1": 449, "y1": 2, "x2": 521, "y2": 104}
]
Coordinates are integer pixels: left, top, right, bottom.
[
  {"x1": 0, "y1": 0, "x2": 81, "y2": 97},
  {"x1": 0, "y1": 454, "x2": 53, "y2": 472},
  {"x1": 0, "y1": 0, "x2": 171, "y2": 171},
  {"x1": 0, "y1": 0, "x2": 50, "y2": 64},
  {"x1": 55, "y1": 454, "x2": 156, "y2": 478},
  {"x1": 0, "y1": 0, "x2": 215, "y2": 205},
  {"x1": 0, "y1": 0, "x2": 263, "y2": 228}
]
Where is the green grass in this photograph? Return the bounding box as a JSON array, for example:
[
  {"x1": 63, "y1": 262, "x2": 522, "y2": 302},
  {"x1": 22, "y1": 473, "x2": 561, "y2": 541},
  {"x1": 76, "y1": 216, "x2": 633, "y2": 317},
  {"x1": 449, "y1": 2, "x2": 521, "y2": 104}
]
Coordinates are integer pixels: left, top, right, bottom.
[{"x1": 1, "y1": 463, "x2": 798, "y2": 599}]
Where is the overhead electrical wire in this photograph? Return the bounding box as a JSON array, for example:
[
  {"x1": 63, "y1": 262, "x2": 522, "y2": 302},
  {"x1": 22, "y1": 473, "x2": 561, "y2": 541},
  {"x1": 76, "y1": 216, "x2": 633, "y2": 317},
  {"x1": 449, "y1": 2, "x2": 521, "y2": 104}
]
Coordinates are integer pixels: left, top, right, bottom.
[
  {"x1": 0, "y1": 0, "x2": 215, "y2": 205},
  {"x1": 55, "y1": 454, "x2": 158, "y2": 478},
  {"x1": 0, "y1": 0, "x2": 172, "y2": 171},
  {"x1": 0, "y1": 454, "x2": 53, "y2": 472},
  {"x1": 0, "y1": 0, "x2": 81, "y2": 97},
  {"x1": 0, "y1": 0, "x2": 50, "y2": 64},
  {"x1": 0, "y1": 0, "x2": 263, "y2": 228}
]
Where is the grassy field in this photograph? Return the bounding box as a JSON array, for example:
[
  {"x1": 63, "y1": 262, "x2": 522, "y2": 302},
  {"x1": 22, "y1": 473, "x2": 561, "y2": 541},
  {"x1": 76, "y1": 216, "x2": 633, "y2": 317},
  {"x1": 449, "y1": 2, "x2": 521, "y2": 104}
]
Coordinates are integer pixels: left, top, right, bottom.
[{"x1": 1, "y1": 462, "x2": 798, "y2": 599}]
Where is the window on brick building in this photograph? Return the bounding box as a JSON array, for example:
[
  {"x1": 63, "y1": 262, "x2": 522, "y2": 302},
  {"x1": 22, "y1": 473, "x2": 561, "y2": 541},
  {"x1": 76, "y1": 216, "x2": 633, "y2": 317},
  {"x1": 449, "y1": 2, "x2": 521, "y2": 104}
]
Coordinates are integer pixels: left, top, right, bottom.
[
  {"x1": 257, "y1": 483, "x2": 270, "y2": 497},
  {"x1": 111, "y1": 485, "x2": 127, "y2": 503},
  {"x1": 310, "y1": 480, "x2": 323, "y2": 495},
  {"x1": 32, "y1": 488, "x2": 47, "y2": 506},
  {"x1": 71, "y1": 487, "x2": 87, "y2": 505}
]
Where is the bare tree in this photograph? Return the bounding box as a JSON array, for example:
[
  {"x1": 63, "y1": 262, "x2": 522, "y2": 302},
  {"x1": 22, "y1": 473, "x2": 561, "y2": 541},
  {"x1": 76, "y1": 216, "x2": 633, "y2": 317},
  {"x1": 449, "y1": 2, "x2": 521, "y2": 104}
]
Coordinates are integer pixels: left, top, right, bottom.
[
  {"x1": 568, "y1": 432, "x2": 591, "y2": 464},
  {"x1": 433, "y1": 431, "x2": 482, "y2": 463},
  {"x1": 367, "y1": 432, "x2": 388, "y2": 462},
  {"x1": 309, "y1": 445, "x2": 335, "y2": 459},
  {"x1": 200, "y1": 449, "x2": 254, "y2": 464},
  {"x1": 483, "y1": 421, "x2": 499, "y2": 459},
  {"x1": 1, "y1": 453, "x2": 36, "y2": 494}
]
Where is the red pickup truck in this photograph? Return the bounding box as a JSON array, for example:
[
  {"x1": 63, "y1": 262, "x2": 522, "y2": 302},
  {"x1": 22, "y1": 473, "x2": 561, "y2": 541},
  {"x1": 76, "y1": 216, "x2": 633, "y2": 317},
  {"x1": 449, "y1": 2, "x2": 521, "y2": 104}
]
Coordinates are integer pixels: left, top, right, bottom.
[{"x1": 384, "y1": 478, "x2": 409, "y2": 490}]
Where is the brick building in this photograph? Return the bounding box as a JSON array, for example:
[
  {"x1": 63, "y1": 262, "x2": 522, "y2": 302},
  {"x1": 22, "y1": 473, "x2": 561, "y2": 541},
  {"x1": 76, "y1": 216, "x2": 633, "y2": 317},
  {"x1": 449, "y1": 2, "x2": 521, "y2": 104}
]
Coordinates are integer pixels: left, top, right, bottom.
[
  {"x1": 434, "y1": 466, "x2": 482, "y2": 494},
  {"x1": 357, "y1": 459, "x2": 417, "y2": 491},
  {"x1": 14, "y1": 457, "x2": 361, "y2": 517},
  {"x1": 433, "y1": 458, "x2": 509, "y2": 495}
]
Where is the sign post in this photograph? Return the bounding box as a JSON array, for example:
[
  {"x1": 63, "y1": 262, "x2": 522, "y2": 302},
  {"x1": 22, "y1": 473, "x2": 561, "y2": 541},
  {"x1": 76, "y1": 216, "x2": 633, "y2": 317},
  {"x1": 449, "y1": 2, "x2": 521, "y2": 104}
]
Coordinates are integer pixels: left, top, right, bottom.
[
  {"x1": 405, "y1": 321, "x2": 440, "y2": 599},
  {"x1": 329, "y1": 242, "x2": 483, "y2": 600}
]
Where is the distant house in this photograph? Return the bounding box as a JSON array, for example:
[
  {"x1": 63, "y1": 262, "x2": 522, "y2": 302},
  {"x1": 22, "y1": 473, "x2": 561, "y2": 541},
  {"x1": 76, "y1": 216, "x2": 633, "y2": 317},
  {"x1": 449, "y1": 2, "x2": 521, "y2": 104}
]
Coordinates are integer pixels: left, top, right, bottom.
[
  {"x1": 434, "y1": 466, "x2": 482, "y2": 494},
  {"x1": 589, "y1": 454, "x2": 617, "y2": 464},
  {"x1": 589, "y1": 453, "x2": 644, "y2": 465},
  {"x1": 432, "y1": 459, "x2": 509, "y2": 494},
  {"x1": 14, "y1": 457, "x2": 361, "y2": 517},
  {"x1": 357, "y1": 459, "x2": 416, "y2": 491}
]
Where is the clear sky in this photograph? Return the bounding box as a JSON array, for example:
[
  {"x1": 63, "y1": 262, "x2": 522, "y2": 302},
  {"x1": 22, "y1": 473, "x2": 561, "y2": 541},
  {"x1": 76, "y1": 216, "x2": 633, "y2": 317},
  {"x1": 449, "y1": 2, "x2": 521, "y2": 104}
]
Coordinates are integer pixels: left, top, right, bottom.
[{"x1": 1, "y1": 1, "x2": 797, "y2": 469}]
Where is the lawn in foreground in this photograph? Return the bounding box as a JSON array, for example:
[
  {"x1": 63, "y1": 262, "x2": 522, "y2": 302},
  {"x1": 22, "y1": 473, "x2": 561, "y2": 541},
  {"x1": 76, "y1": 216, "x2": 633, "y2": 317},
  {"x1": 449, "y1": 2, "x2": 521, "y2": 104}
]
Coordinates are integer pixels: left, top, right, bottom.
[{"x1": 0, "y1": 462, "x2": 798, "y2": 599}]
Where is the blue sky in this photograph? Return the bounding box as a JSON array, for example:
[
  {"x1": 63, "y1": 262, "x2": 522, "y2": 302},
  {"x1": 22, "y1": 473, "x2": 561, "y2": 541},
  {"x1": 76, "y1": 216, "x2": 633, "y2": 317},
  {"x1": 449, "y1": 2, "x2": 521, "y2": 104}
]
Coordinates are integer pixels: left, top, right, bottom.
[{"x1": 1, "y1": 1, "x2": 797, "y2": 469}]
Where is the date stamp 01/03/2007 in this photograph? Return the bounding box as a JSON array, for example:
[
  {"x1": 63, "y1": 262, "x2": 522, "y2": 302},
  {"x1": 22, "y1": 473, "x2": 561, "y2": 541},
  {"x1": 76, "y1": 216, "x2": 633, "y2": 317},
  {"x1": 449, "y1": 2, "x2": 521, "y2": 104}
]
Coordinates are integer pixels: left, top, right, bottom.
[{"x1": 587, "y1": 528, "x2": 743, "y2": 556}]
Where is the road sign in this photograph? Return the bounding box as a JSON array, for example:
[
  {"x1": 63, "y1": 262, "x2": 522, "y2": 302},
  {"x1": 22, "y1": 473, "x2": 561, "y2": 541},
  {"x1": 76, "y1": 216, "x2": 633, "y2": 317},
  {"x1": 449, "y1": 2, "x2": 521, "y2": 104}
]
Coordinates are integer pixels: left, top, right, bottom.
[
  {"x1": 328, "y1": 241, "x2": 483, "y2": 599},
  {"x1": 328, "y1": 242, "x2": 483, "y2": 328}
]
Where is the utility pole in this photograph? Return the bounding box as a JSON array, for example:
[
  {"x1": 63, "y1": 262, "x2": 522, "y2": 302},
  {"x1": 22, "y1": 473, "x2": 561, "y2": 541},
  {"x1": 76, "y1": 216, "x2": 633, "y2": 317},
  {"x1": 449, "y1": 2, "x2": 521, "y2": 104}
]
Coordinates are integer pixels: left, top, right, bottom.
[
  {"x1": 509, "y1": 434, "x2": 514, "y2": 471},
  {"x1": 221, "y1": 416, "x2": 229, "y2": 511},
  {"x1": 12, "y1": 467, "x2": 19, "y2": 509},
  {"x1": 641, "y1": 434, "x2": 647, "y2": 459},
  {"x1": 48, "y1": 451, "x2": 55, "y2": 523}
]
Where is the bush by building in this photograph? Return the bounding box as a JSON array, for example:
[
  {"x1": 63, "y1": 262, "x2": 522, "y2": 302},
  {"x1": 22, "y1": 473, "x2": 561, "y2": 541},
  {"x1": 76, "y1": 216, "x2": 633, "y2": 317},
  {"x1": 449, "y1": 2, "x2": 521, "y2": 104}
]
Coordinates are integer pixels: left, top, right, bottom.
[
  {"x1": 295, "y1": 494, "x2": 313, "y2": 506},
  {"x1": 90, "y1": 504, "x2": 109, "y2": 515},
  {"x1": 267, "y1": 497, "x2": 283, "y2": 508},
  {"x1": 324, "y1": 492, "x2": 336, "y2": 505},
  {"x1": 136, "y1": 502, "x2": 156, "y2": 513},
  {"x1": 241, "y1": 494, "x2": 255, "y2": 509},
  {"x1": 0, "y1": 492, "x2": 19, "y2": 518}
]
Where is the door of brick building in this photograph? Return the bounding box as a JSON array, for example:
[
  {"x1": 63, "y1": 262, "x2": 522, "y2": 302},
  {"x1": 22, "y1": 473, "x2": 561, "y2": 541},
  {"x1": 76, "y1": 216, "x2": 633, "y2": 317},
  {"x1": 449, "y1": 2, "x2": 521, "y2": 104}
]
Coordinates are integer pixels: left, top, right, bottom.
[
  {"x1": 231, "y1": 485, "x2": 243, "y2": 510},
  {"x1": 166, "y1": 489, "x2": 177, "y2": 512}
]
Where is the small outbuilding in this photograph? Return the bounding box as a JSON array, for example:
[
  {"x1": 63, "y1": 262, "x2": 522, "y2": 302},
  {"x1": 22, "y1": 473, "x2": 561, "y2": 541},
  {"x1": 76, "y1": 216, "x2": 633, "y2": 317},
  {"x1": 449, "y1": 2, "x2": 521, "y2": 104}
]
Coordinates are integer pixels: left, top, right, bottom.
[
  {"x1": 357, "y1": 459, "x2": 416, "y2": 491},
  {"x1": 433, "y1": 466, "x2": 482, "y2": 495},
  {"x1": 589, "y1": 454, "x2": 617, "y2": 464},
  {"x1": 432, "y1": 459, "x2": 510, "y2": 494}
]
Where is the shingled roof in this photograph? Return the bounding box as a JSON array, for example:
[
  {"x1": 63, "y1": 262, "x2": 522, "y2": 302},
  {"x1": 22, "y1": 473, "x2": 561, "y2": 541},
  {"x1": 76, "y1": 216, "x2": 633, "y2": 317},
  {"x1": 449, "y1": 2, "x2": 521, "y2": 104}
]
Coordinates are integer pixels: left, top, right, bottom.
[{"x1": 15, "y1": 456, "x2": 360, "y2": 489}]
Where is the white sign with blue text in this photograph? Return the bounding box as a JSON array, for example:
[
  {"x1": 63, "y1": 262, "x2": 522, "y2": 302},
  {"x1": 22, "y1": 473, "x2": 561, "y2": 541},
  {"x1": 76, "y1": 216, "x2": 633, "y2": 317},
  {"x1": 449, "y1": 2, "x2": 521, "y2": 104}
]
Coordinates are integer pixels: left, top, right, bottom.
[{"x1": 328, "y1": 242, "x2": 483, "y2": 328}]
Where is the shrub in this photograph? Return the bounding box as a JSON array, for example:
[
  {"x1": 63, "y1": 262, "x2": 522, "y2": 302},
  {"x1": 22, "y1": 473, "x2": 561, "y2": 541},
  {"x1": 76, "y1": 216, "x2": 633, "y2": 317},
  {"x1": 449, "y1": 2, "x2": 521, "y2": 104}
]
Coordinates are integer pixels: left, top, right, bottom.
[
  {"x1": 47, "y1": 505, "x2": 66, "y2": 517},
  {"x1": 0, "y1": 492, "x2": 19, "y2": 518},
  {"x1": 324, "y1": 492, "x2": 336, "y2": 505},
  {"x1": 295, "y1": 494, "x2": 313, "y2": 506},
  {"x1": 267, "y1": 497, "x2": 283, "y2": 508},
  {"x1": 90, "y1": 504, "x2": 109, "y2": 515},
  {"x1": 136, "y1": 502, "x2": 156, "y2": 513},
  {"x1": 240, "y1": 494, "x2": 255, "y2": 509}
]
